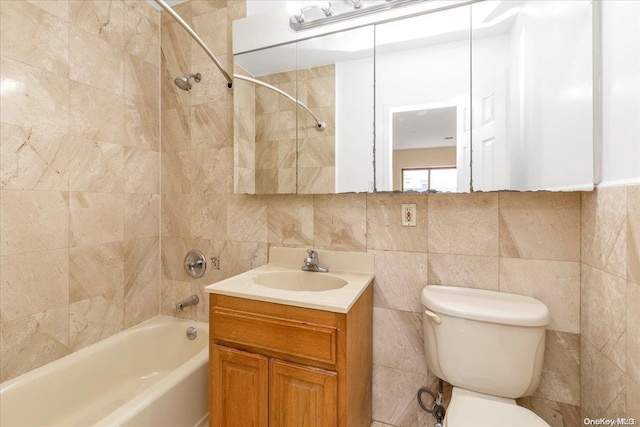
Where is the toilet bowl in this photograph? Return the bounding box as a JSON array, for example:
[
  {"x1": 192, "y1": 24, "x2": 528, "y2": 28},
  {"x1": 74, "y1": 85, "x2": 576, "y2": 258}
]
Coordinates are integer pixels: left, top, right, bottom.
[{"x1": 421, "y1": 285, "x2": 551, "y2": 427}]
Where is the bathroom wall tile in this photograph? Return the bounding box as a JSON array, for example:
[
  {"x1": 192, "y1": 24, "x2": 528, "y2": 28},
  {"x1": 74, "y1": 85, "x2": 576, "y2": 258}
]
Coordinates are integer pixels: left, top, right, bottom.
[
  {"x1": 366, "y1": 194, "x2": 428, "y2": 252},
  {"x1": 125, "y1": 100, "x2": 160, "y2": 151},
  {"x1": 581, "y1": 339, "x2": 627, "y2": 420},
  {"x1": 297, "y1": 136, "x2": 335, "y2": 168},
  {"x1": 161, "y1": 237, "x2": 191, "y2": 281},
  {"x1": 581, "y1": 264, "x2": 627, "y2": 372},
  {"x1": 372, "y1": 365, "x2": 432, "y2": 426},
  {"x1": 534, "y1": 331, "x2": 580, "y2": 406},
  {"x1": 124, "y1": 54, "x2": 159, "y2": 150},
  {"x1": 373, "y1": 308, "x2": 427, "y2": 375},
  {"x1": 427, "y1": 253, "x2": 499, "y2": 291},
  {"x1": 161, "y1": 150, "x2": 191, "y2": 194},
  {"x1": 226, "y1": 195, "x2": 267, "y2": 243},
  {"x1": 189, "y1": 193, "x2": 228, "y2": 241},
  {"x1": 125, "y1": 0, "x2": 158, "y2": 23},
  {"x1": 226, "y1": 0, "x2": 245, "y2": 23},
  {"x1": 125, "y1": 193, "x2": 160, "y2": 238},
  {"x1": 371, "y1": 423, "x2": 393, "y2": 427},
  {"x1": 192, "y1": 0, "x2": 226, "y2": 17},
  {"x1": 161, "y1": 279, "x2": 193, "y2": 320},
  {"x1": 124, "y1": 6, "x2": 159, "y2": 66},
  {"x1": 1, "y1": 249, "x2": 69, "y2": 321},
  {"x1": 69, "y1": 26, "x2": 124, "y2": 96},
  {"x1": 1, "y1": 190, "x2": 69, "y2": 256},
  {"x1": 628, "y1": 186, "x2": 640, "y2": 284},
  {"x1": 516, "y1": 397, "x2": 581, "y2": 427},
  {"x1": 628, "y1": 282, "x2": 640, "y2": 384},
  {"x1": 69, "y1": 137, "x2": 124, "y2": 192},
  {"x1": 69, "y1": 81, "x2": 125, "y2": 145},
  {"x1": 223, "y1": 241, "x2": 268, "y2": 279},
  {"x1": 70, "y1": 0, "x2": 124, "y2": 47},
  {"x1": 500, "y1": 258, "x2": 580, "y2": 334},
  {"x1": 298, "y1": 167, "x2": 335, "y2": 194},
  {"x1": 69, "y1": 192, "x2": 124, "y2": 247},
  {"x1": 0, "y1": 306, "x2": 69, "y2": 383},
  {"x1": 370, "y1": 250, "x2": 429, "y2": 313},
  {"x1": 124, "y1": 147, "x2": 159, "y2": 194},
  {"x1": 192, "y1": 103, "x2": 229, "y2": 149},
  {"x1": 267, "y1": 194, "x2": 314, "y2": 246},
  {"x1": 0, "y1": 57, "x2": 69, "y2": 135},
  {"x1": 314, "y1": 194, "x2": 366, "y2": 251},
  {"x1": 191, "y1": 57, "x2": 232, "y2": 106},
  {"x1": 124, "y1": 280, "x2": 160, "y2": 329},
  {"x1": 70, "y1": 290, "x2": 124, "y2": 352},
  {"x1": 69, "y1": 242, "x2": 124, "y2": 303},
  {"x1": 162, "y1": 106, "x2": 191, "y2": 151},
  {"x1": 499, "y1": 192, "x2": 580, "y2": 261},
  {"x1": 191, "y1": 148, "x2": 228, "y2": 195},
  {"x1": 124, "y1": 236, "x2": 159, "y2": 328},
  {"x1": 161, "y1": 193, "x2": 189, "y2": 238},
  {"x1": 428, "y1": 193, "x2": 498, "y2": 256},
  {"x1": 161, "y1": 19, "x2": 191, "y2": 70},
  {"x1": 124, "y1": 52, "x2": 158, "y2": 105},
  {"x1": 26, "y1": 0, "x2": 69, "y2": 21},
  {"x1": 628, "y1": 377, "x2": 640, "y2": 420},
  {"x1": 582, "y1": 187, "x2": 628, "y2": 278},
  {"x1": 234, "y1": 168, "x2": 255, "y2": 194},
  {"x1": 191, "y1": 7, "x2": 227, "y2": 61},
  {"x1": 0, "y1": 123, "x2": 69, "y2": 191},
  {"x1": 0, "y1": 0, "x2": 69, "y2": 77}
]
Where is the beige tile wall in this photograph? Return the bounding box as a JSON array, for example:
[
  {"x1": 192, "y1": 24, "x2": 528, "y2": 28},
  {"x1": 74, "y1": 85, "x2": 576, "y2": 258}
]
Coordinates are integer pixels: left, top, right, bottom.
[
  {"x1": 581, "y1": 186, "x2": 640, "y2": 421},
  {"x1": 0, "y1": 0, "x2": 160, "y2": 382}
]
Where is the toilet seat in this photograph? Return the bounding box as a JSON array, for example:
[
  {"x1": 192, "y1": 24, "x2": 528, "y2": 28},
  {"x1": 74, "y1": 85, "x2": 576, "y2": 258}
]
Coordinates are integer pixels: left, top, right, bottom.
[{"x1": 444, "y1": 388, "x2": 550, "y2": 427}]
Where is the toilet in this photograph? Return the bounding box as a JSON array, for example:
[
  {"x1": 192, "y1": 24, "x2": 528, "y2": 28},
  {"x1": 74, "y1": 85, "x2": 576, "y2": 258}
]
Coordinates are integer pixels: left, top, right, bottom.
[{"x1": 421, "y1": 285, "x2": 551, "y2": 427}]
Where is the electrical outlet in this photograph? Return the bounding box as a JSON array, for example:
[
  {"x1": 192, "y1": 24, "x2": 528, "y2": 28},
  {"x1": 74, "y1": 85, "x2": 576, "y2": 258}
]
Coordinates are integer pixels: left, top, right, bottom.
[
  {"x1": 210, "y1": 257, "x2": 220, "y2": 270},
  {"x1": 402, "y1": 204, "x2": 417, "y2": 227}
]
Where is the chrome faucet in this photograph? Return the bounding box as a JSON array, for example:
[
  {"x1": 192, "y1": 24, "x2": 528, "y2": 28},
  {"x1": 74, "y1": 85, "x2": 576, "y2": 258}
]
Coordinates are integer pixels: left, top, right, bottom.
[
  {"x1": 302, "y1": 250, "x2": 329, "y2": 273},
  {"x1": 176, "y1": 294, "x2": 199, "y2": 311}
]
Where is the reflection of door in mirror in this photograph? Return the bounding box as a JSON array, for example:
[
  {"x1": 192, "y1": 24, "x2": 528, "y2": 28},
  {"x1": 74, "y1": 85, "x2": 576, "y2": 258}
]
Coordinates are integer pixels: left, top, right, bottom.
[
  {"x1": 375, "y1": 5, "x2": 472, "y2": 193},
  {"x1": 391, "y1": 105, "x2": 458, "y2": 193}
]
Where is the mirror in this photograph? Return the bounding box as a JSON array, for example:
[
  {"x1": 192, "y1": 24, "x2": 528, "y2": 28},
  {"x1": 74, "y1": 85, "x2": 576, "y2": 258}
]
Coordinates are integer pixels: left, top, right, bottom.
[
  {"x1": 233, "y1": 1, "x2": 594, "y2": 194},
  {"x1": 471, "y1": 1, "x2": 593, "y2": 191},
  {"x1": 233, "y1": 27, "x2": 374, "y2": 194},
  {"x1": 374, "y1": 6, "x2": 472, "y2": 192}
]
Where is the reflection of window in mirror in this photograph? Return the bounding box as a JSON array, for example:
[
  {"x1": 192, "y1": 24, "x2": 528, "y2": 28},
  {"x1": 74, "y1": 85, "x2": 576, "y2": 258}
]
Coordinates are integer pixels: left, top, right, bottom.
[{"x1": 402, "y1": 167, "x2": 457, "y2": 193}]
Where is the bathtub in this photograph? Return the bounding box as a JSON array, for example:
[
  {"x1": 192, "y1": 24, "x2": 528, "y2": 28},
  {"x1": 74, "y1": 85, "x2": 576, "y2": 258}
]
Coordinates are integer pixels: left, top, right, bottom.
[{"x1": 0, "y1": 316, "x2": 209, "y2": 427}]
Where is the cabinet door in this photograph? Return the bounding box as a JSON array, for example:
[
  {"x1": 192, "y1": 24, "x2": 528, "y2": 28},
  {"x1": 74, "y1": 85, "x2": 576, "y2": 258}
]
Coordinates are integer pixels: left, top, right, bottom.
[
  {"x1": 269, "y1": 359, "x2": 337, "y2": 427},
  {"x1": 211, "y1": 346, "x2": 268, "y2": 427}
]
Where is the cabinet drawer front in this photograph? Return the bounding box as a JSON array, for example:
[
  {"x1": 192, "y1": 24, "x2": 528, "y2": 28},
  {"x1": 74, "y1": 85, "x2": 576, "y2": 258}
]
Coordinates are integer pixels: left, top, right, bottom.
[{"x1": 212, "y1": 308, "x2": 337, "y2": 365}]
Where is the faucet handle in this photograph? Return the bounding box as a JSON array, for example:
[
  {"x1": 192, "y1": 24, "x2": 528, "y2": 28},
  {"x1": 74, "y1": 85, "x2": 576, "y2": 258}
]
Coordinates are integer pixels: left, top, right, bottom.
[{"x1": 307, "y1": 249, "x2": 318, "y2": 259}]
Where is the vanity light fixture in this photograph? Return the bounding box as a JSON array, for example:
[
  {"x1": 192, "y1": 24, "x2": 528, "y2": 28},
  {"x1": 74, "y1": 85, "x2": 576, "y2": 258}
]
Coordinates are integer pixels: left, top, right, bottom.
[{"x1": 289, "y1": 0, "x2": 428, "y2": 31}]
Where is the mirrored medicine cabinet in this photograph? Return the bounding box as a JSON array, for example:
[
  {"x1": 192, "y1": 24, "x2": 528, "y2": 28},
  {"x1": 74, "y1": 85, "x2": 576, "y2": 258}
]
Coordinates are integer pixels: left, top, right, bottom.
[{"x1": 233, "y1": 0, "x2": 595, "y2": 195}]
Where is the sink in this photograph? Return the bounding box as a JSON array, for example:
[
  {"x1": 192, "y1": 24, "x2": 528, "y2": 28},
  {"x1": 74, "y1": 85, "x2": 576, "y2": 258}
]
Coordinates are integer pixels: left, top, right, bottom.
[{"x1": 253, "y1": 271, "x2": 348, "y2": 292}]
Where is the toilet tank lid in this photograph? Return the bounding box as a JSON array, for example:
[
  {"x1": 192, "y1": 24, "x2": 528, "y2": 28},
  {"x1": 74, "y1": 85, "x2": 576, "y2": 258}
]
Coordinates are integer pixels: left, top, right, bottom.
[{"x1": 421, "y1": 285, "x2": 549, "y2": 327}]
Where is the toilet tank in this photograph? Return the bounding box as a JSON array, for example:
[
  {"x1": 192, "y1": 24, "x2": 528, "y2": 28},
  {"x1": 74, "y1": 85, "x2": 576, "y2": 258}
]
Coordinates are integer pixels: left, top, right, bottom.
[{"x1": 421, "y1": 285, "x2": 549, "y2": 399}]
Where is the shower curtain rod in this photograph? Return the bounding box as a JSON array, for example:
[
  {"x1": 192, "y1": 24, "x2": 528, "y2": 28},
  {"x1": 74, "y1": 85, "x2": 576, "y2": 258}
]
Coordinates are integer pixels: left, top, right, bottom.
[{"x1": 154, "y1": 0, "x2": 326, "y2": 131}]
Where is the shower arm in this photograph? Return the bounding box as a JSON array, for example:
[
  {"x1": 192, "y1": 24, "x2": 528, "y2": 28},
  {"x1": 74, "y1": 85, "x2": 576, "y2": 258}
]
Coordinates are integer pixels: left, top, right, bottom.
[
  {"x1": 153, "y1": 0, "x2": 326, "y2": 131},
  {"x1": 154, "y1": 0, "x2": 233, "y2": 87}
]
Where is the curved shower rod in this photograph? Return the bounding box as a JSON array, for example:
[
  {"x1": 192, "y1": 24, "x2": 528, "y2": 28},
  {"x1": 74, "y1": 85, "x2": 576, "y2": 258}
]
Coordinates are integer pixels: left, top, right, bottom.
[{"x1": 154, "y1": 0, "x2": 326, "y2": 131}]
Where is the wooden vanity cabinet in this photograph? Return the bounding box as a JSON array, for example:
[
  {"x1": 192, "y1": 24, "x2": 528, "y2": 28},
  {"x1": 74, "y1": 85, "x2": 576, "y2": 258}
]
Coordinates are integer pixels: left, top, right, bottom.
[{"x1": 209, "y1": 284, "x2": 372, "y2": 427}]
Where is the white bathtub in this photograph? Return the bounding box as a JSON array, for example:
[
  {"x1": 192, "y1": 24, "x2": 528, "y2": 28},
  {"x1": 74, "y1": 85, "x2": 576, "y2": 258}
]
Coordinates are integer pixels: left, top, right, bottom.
[{"x1": 0, "y1": 316, "x2": 209, "y2": 427}]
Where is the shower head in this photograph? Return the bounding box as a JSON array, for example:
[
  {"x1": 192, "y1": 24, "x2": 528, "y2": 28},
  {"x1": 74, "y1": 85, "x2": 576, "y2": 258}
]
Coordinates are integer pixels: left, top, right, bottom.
[{"x1": 174, "y1": 73, "x2": 202, "y2": 91}]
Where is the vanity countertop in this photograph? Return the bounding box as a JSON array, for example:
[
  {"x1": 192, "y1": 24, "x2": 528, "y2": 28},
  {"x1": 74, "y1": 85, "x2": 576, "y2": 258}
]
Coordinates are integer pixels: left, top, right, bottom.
[{"x1": 204, "y1": 247, "x2": 374, "y2": 313}]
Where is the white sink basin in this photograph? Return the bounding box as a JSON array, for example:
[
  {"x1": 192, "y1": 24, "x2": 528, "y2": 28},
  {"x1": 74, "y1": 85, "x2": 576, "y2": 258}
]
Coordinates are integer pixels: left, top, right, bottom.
[{"x1": 253, "y1": 271, "x2": 348, "y2": 292}]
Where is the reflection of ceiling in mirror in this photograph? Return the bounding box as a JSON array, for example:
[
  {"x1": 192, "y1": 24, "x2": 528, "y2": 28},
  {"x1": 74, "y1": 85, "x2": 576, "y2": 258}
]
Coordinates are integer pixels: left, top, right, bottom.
[
  {"x1": 393, "y1": 107, "x2": 456, "y2": 150},
  {"x1": 235, "y1": 1, "x2": 521, "y2": 77}
]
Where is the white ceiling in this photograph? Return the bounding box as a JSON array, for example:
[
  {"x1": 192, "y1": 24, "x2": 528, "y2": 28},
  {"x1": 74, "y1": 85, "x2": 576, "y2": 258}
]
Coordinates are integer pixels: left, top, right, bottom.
[{"x1": 393, "y1": 107, "x2": 457, "y2": 150}]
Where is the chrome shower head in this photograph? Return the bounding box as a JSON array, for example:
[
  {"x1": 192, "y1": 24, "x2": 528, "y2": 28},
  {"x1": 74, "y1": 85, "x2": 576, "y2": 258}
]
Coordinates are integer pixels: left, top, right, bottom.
[{"x1": 174, "y1": 73, "x2": 202, "y2": 91}]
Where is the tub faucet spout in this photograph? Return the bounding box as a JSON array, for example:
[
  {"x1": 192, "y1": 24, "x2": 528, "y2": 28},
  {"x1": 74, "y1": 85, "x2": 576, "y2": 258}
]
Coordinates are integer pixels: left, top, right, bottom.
[{"x1": 176, "y1": 294, "x2": 199, "y2": 311}]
